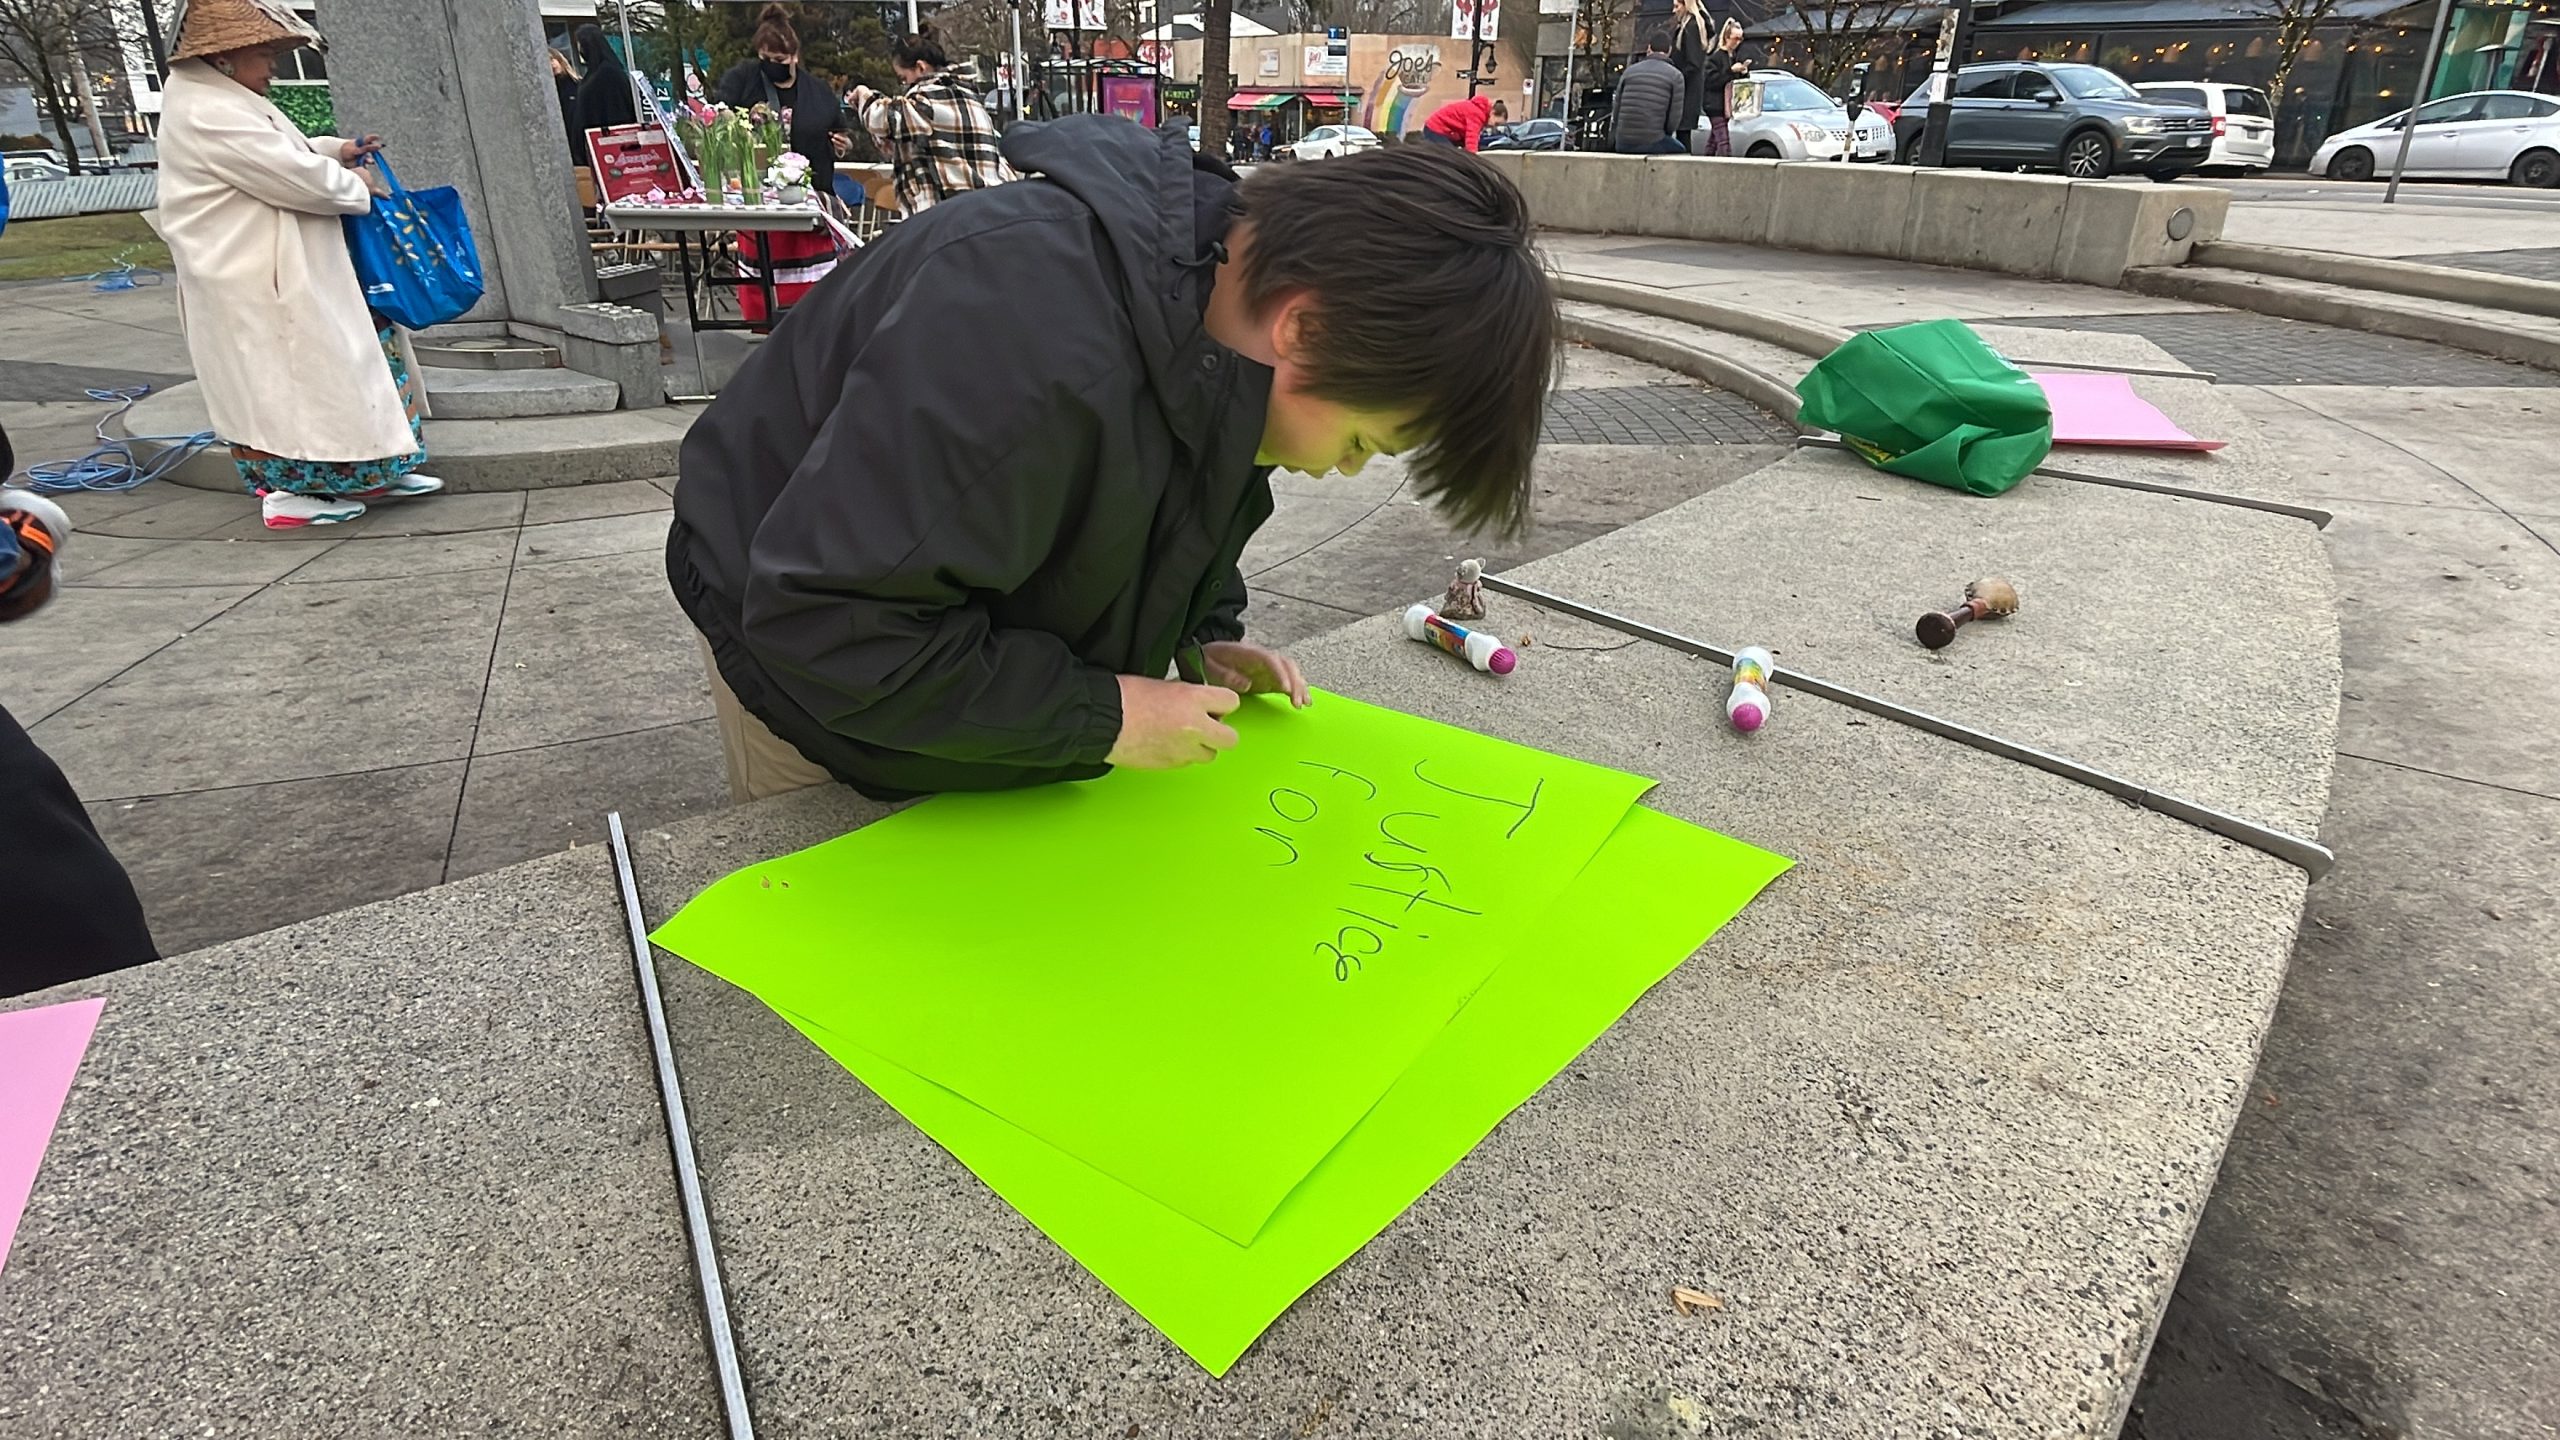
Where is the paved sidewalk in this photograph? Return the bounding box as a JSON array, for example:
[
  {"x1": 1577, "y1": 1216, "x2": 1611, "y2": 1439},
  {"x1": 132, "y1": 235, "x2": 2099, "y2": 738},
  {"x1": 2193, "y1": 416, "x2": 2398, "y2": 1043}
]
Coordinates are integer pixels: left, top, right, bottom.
[
  {"x1": 0, "y1": 326, "x2": 1790, "y2": 955},
  {"x1": 2211, "y1": 176, "x2": 2560, "y2": 261}
]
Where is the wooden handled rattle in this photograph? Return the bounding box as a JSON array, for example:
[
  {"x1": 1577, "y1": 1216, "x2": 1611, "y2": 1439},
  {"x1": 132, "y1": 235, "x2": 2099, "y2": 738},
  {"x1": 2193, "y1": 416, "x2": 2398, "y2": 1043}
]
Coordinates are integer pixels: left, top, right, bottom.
[{"x1": 1916, "y1": 577, "x2": 2018, "y2": 650}]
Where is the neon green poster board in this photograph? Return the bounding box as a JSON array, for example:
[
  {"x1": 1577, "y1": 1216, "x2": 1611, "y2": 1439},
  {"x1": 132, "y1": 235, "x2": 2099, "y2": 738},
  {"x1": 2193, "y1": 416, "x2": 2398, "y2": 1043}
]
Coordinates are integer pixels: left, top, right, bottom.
[
  {"x1": 758, "y1": 804, "x2": 1789, "y2": 1374},
  {"x1": 653, "y1": 691, "x2": 1654, "y2": 1244}
]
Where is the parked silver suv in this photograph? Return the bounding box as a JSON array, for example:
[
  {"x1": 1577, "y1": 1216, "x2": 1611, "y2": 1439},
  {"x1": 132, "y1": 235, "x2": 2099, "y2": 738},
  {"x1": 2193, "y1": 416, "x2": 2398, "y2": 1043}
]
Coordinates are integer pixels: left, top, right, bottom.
[{"x1": 1892, "y1": 62, "x2": 2214, "y2": 180}]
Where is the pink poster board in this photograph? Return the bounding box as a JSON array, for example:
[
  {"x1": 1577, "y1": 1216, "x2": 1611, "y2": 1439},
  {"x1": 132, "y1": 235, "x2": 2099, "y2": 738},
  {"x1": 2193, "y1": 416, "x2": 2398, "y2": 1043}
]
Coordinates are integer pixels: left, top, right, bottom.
[
  {"x1": 1, "y1": 997, "x2": 104, "y2": 1276},
  {"x1": 2032, "y1": 371, "x2": 2225, "y2": 451}
]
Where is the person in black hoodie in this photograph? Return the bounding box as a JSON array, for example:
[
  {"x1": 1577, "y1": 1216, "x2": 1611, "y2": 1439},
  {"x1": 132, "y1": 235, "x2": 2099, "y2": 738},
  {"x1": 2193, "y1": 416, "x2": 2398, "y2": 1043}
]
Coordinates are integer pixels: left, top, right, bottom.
[
  {"x1": 0, "y1": 423, "x2": 160, "y2": 996},
  {"x1": 668, "y1": 117, "x2": 1557, "y2": 803},
  {"x1": 572, "y1": 23, "x2": 636, "y2": 141}
]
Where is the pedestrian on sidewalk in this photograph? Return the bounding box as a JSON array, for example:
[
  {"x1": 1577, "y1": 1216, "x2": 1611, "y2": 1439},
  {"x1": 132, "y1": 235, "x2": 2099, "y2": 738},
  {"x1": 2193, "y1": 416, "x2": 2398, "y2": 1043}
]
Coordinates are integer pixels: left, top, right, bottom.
[
  {"x1": 849, "y1": 22, "x2": 1016, "y2": 217},
  {"x1": 1667, "y1": 0, "x2": 1710, "y2": 151},
  {"x1": 1420, "y1": 92, "x2": 1506, "y2": 151},
  {"x1": 667, "y1": 119, "x2": 1556, "y2": 803},
  {"x1": 1701, "y1": 19, "x2": 1756, "y2": 157},
  {"x1": 154, "y1": 0, "x2": 444, "y2": 530},
  {"x1": 0, "y1": 427, "x2": 159, "y2": 996},
  {"x1": 551, "y1": 43, "x2": 586, "y2": 165},
  {"x1": 1612, "y1": 34, "x2": 1689, "y2": 155}
]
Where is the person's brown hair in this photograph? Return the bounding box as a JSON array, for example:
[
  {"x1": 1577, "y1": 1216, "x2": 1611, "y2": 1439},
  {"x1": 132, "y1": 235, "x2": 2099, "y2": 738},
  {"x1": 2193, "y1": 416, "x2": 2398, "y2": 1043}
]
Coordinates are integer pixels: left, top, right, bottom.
[
  {"x1": 754, "y1": 2, "x2": 799, "y2": 58},
  {"x1": 1234, "y1": 149, "x2": 1557, "y2": 538},
  {"x1": 891, "y1": 23, "x2": 949, "y2": 71}
]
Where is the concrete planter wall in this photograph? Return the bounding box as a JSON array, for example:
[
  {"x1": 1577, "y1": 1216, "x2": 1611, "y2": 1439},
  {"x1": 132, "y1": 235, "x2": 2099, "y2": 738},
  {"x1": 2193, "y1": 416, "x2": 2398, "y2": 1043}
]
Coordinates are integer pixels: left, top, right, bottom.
[{"x1": 1479, "y1": 151, "x2": 2228, "y2": 287}]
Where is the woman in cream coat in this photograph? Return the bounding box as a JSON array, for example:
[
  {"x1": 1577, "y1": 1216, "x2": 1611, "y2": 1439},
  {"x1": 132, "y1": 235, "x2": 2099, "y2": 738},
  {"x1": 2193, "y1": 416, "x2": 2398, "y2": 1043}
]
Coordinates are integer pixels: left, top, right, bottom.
[{"x1": 156, "y1": 0, "x2": 443, "y2": 529}]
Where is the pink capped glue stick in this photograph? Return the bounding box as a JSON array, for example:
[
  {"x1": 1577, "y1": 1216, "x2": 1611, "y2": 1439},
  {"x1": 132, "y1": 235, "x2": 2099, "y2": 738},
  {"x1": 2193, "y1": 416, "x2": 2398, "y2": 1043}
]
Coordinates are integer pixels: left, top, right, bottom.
[{"x1": 1404, "y1": 603, "x2": 1517, "y2": 676}]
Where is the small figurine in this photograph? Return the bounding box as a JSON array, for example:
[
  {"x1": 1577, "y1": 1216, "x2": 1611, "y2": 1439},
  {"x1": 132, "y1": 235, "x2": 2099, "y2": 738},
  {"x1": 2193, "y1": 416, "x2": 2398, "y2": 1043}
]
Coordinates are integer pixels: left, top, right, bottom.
[{"x1": 1441, "y1": 558, "x2": 1486, "y2": 621}]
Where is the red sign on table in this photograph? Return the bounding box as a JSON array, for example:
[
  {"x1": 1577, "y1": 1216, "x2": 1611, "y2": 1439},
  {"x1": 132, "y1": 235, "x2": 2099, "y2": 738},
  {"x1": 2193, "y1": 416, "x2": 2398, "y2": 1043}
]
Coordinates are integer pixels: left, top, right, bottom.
[{"x1": 586, "y1": 125, "x2": 685, "y2": 203}]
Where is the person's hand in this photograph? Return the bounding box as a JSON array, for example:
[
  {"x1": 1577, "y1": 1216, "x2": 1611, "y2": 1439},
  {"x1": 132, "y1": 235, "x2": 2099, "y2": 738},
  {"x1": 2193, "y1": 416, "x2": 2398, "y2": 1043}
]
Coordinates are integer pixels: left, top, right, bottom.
[
  {"x1": 1106, "y1": 676, "x2": 1241, "y2": 770},
  {"x1": 848, "y1": 85, "x2": 875, "y2": 109},
  {"x1": 829, "y1": 129, "x2": 851, "y2": 157},
  {"x1": 1199, "y1": 641, "x2": 1310, "y2": 708},
  {"x1": 363, "y1": 166, "x2": 392, "y2": 198},
  {"x1": 338, "y1": 134, "x2": 382, "y2": 168}
]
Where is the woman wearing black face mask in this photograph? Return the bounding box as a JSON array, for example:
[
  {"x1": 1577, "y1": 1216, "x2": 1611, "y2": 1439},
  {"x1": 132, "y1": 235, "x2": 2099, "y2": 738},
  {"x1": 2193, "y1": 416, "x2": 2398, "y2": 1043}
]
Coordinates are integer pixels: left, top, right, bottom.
[{"x1": 714, "y1": 3, "x2": 849, "y2": 203}]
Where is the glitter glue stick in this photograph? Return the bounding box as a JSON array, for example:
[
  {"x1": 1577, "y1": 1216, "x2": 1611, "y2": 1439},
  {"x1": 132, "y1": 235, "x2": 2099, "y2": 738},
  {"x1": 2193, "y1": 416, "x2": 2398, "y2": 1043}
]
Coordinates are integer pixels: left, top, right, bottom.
[
  {"x1": 1404, "y1": 603, "x2": 1517, "y2": 676},
  {"x1": 1727, "y1": 645, "x2": 1774, "y2": 731}
]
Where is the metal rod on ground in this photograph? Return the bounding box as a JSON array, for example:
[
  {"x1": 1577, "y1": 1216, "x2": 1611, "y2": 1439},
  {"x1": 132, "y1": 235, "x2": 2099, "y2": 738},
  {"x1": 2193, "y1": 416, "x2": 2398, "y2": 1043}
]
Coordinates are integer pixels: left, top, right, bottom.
[
  {"x1": 2386, "y1": 0, "x2": 2456, "y2": 205},
  {"x1": 607, "y1": 812, "x2": 757, "y2": 1440},
  {"x1": 1790, "y1": 434, "x2": 2333, "y2": 527},
  {"x1": 1477, "y1": 576, "x2": 2336, "y2": 879}
]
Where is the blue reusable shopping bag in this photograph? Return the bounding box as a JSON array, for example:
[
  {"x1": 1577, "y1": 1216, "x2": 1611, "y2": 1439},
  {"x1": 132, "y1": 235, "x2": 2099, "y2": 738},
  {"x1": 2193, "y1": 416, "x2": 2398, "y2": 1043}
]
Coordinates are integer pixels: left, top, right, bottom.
[{"x1": 342, "y1": 155, "x2": 483, "y2": 331}]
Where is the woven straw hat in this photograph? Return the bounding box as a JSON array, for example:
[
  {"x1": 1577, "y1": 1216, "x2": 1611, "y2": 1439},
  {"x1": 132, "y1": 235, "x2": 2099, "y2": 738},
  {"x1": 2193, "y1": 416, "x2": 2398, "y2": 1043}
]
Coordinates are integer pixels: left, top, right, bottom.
[{"x1": 170, "y1": 0, "x2": 323, "y2": 63}]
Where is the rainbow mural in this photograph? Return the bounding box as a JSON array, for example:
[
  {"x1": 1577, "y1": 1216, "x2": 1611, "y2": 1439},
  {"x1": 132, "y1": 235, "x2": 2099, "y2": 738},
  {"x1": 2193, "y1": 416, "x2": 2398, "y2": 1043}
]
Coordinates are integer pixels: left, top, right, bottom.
[{"x1": 1359, "y1": 44, "x2": 1444, "y2": 137}]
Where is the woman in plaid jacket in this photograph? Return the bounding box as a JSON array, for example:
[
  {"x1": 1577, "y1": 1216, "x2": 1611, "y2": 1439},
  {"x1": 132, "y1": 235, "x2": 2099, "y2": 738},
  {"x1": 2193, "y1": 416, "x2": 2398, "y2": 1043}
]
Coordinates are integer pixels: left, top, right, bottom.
[{"x1": 850, "y1": 26, "x2": 1019, "y2": 215}]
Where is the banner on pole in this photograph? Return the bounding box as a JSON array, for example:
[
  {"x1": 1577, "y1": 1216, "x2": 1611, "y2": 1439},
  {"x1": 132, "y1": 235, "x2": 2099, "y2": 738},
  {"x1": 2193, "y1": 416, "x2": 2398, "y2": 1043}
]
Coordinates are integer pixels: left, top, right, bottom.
[{"x1": 1452, "y1": 0, "x2": 1499, "y2": 41}]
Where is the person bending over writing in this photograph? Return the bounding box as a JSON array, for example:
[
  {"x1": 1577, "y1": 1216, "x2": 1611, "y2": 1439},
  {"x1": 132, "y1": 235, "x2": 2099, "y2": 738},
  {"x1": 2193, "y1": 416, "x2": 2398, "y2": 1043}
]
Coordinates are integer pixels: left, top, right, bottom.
[{"x1": 668, "y1": 117, "x2": 1556, "y2": 803}]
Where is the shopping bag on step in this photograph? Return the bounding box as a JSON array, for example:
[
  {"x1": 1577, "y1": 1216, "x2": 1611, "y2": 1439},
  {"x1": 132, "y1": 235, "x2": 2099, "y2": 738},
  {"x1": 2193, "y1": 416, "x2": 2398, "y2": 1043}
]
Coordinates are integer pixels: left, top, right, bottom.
[
  {"x1": 1794, "y1": 319, "x2": 2053, "y2": 496},
  {"x1": 342, "y1": 155, "x2": 485, "y2": 331}
]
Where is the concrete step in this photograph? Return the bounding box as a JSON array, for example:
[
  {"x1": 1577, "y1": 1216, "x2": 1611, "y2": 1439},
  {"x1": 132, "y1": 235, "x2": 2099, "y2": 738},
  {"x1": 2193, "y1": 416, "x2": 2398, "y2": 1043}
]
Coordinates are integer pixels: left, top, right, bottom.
[
  {"x1": 118, "y1": 380, "x2": 699, "y2": 492},
  {"x1": 413, "y1": 335, "x2": 561, "y2": 370},
  {"x1": 1550, "y1": 263, "x2": 2218, "y2": 380},
  {"x1": 2125, "y1": 264, "x2": 2560, "y2": 374},
  {"x1": 1559, "y1": 300, "x2": 1813, "y2": 423},
  {"x1": 2192, "y1": 241, "x2": 2560, "y2": 322},
  {"x1": 418, "y1": 365, "x2": 620, "y2": 420}
]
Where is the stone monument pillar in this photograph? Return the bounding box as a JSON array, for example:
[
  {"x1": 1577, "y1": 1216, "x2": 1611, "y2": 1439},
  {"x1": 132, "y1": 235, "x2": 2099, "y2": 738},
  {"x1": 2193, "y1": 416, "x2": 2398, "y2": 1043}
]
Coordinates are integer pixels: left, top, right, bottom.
[{"x1": 316, "y1": 0, "x2": 596, "y2": 337}]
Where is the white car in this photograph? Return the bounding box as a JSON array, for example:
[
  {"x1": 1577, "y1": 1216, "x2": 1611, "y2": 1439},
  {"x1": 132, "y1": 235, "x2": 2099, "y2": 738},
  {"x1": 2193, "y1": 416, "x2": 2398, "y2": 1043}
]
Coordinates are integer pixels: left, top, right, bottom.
[
  {"x1": 3, "y1": 155, "x2": 70, "y2": 185},
  {"x1": 1701, "y1": 70, "x2": 1893, "y2": 162},
  {"x1": 2135, "y1": 81, "x2": 2275, "y2": 174},
  {"x1": 2309, "y1": 89, "x2": 2560, "y2": 187},
  {"x1": 1288, "y1": 125, "x2": 1380, "y2": 161}
]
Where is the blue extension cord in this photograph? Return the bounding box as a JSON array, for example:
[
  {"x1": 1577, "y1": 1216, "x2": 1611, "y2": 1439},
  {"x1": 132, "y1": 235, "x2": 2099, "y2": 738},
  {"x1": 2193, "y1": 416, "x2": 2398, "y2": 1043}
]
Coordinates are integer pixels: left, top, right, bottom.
[{"x1": 21, "y1": 386, "x2": 219, "y2": 494}]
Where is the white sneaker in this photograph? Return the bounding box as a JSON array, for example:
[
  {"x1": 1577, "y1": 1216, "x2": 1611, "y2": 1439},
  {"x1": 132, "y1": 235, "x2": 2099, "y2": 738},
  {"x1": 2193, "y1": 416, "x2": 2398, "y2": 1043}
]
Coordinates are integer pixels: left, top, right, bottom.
[
  {"x1": 261, "y1": 491, "x2": 367, "y2": 529},
  {"x1": 352, "y1": 473, "x2": 444, "y2": 500}
]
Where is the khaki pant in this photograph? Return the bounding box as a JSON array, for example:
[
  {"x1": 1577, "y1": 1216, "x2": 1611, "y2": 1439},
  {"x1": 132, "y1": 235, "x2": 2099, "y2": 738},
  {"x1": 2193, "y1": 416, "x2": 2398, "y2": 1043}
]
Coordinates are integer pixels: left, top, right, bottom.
[{"x1": 699, "y1": 638, "x2": 833, "y2": 804}]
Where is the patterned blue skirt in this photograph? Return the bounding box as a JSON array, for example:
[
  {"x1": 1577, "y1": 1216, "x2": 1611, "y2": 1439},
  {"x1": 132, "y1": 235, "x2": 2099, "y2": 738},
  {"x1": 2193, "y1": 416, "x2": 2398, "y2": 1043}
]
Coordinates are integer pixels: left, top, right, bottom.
[{"x1": 231, "y1": 326, "x2": 428, "y2": 497}]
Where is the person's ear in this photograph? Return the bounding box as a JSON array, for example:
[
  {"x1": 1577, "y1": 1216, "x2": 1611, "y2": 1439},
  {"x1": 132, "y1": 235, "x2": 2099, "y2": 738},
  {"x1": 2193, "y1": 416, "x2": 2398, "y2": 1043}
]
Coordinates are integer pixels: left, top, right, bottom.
[{"x1": 1267, "y1": 293, "x2": 1320, "y2": 367}]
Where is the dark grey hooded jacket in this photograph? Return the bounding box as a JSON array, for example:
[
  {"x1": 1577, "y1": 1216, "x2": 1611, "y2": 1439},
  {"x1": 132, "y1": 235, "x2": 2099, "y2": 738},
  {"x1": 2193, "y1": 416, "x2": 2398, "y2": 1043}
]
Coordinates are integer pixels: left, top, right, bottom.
[{"x1": 667, "y1": 117, "x2": 1274, "y2": 800}]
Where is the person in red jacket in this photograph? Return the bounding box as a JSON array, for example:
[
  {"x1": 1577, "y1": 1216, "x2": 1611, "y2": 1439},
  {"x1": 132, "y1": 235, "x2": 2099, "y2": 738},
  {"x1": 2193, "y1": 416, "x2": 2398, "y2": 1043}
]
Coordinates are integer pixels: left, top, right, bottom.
[{"x1": 1419, "y1": 94, "x2": 1506, "y2": 151}]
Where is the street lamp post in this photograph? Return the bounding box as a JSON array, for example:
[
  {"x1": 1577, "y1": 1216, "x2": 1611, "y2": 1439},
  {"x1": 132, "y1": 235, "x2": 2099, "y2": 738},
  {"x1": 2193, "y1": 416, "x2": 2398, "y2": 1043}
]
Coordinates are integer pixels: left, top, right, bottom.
[
  {"x1": 1915, "y1": 0, "x2": 1976, "y2": 167},
  {"x1": 2384, "y1": 0, "x2": 2454, "y2": 204}
]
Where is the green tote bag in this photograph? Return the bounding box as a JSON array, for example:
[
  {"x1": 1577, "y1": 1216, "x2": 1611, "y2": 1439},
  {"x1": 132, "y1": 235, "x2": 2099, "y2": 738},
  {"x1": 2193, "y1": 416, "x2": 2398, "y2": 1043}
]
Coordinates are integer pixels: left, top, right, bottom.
[{"x1": 1794, "y1": 319, "x2": 2054, "y2": 497}]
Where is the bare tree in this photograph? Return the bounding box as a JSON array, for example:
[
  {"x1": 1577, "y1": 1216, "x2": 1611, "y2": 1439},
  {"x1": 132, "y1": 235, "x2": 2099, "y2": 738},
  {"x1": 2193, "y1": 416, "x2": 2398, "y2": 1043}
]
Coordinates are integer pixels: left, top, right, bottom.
[
  {"x1": 0, "y1": 0, "x2": 119, "y2": 170},
  {"x1": 2252, "y1": 0, "x2": 2346, "y2": 126},
  {"x1": 1762, "y1": 0, "x2": 1913, "y2": 90},
  {"x1": 1270, "y1": 0, "x2": 1431, "y2": 31}
]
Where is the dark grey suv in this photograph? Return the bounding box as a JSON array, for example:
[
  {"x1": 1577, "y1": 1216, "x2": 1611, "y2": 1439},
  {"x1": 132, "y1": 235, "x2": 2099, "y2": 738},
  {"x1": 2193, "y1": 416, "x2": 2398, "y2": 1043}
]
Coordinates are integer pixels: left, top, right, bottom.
[{"x1": 1893, "y1": 62, "x2": 2214, "y2": 180}]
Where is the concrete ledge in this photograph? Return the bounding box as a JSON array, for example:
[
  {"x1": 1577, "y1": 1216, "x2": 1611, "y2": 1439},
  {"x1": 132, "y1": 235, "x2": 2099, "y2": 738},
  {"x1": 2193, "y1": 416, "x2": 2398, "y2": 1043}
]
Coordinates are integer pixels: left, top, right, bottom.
[
  {"x1": 7, "y1": 352, "x2": 2339, "y2": 1433},
  {"x1": 1653, "y1": 156, "x2": 1780, "y2": 245},
  {"x1": 124, "y1": 381, "x2": 699, "y2": 491},
  {"x1": 1905, "y1": 168, "x2": 2070, "y2": 279},
  {"x1": 2122, "y1": 265, "x2": 2560, "y2": 374},
  {"x1": 2053, "y1": 180, "x2": 2225, "y2": 287},
  {"x1": 1769, "y1": 161, "x2": 1911, "y2": 257},
  {"x1": 2192, "y1": 241, "x2": 2560, "y2": 321},
  {"x1": 1501, "y1": 154, "x2": 2231, "y2": 286}
]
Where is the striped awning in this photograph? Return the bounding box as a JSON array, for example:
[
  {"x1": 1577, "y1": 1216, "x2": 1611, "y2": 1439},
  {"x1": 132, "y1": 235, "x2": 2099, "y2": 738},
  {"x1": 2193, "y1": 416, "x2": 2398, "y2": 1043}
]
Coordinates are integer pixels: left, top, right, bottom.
[{"x1": 1226, "y1": 91, "x2": 1298, "y2": 109}]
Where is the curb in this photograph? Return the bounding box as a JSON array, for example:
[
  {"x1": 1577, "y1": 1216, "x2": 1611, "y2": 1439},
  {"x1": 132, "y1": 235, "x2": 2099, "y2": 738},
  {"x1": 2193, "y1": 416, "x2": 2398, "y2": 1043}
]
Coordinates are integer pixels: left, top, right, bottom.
[
  {"x1": 2192, "y1": 241, "x2": 2560, "y2": 322},
  {"x1": 2123, "y1": 265, "x2": 2560, "y2": 374}
]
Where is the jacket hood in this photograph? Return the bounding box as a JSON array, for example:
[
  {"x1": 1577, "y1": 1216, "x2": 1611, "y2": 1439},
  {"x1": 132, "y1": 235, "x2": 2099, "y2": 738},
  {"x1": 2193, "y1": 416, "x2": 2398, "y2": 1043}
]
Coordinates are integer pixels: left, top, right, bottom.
[
  {"x1": 575, "y1": 24, "x2": 620, "y2": 75},
  {"x1": 1000, "y1": 116, "x2": 1242, "y2": 432}
]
